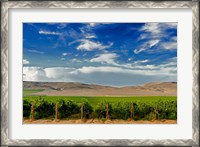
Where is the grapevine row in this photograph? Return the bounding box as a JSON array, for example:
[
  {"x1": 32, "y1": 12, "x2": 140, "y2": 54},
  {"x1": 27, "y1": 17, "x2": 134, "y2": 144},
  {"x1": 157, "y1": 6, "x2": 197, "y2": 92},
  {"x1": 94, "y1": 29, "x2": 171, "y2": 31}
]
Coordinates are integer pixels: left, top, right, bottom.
[{"x1": 23, "y1": 97, "x2": 177, "y2": 120}]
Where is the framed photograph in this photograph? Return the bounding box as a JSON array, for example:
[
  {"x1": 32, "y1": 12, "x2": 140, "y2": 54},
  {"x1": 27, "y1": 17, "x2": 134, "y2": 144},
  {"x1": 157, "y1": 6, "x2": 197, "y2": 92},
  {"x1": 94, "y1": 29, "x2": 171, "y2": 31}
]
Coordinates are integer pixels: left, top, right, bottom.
[{"x1": 1, "y1": 1, "x2": 199, "y2": 146}]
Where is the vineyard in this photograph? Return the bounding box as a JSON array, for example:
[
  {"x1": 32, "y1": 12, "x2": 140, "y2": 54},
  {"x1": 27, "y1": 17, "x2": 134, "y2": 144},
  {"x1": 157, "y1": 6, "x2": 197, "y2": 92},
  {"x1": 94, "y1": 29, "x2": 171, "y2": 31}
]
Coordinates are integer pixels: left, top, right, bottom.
[{"x1": 23, "y1": 96, "x2": 177, "y2": 121}]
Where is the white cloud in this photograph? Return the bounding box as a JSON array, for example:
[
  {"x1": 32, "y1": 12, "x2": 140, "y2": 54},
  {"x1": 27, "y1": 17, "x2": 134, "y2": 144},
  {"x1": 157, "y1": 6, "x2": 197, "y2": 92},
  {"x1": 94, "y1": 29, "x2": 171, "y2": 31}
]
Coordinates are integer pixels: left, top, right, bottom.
[
  {"x1": 79, "y1": 23, "x2": 96, "y2": 35},
  {"x1": 160, "y1": 42, "x2": 177, "y2": 50},
  {"x1": 141, "y1": 23, "x2": 161, "y2": 35},
  {"x1": 134, "y1": 39, "x2": 160, "y2": 54},
  {"x1": 62, "y1": 53, "x2": 68, "y2": 56},
  {"x1": 23, "y1": 65, "x2": 176, "y2": 86},
  {"x1": 165, "y1": 23, "x2": 177, "y2": 28},
  {"x1": 57, "y1": 24, "x2": 67, "y2": 29},
  {"x1": 136, "y1": 23, "x2": 177, "y2": 53},
  {"x1": 149, "y1": 40, "x2": 160, "y2": 48},
  {"x1": 90, "y1": 53, "x2": 118, "y2": 65},
  {"x1": 77, "y1": 40, "x2": 113, "y2": 51},
  {"x1": 39, "y1": 30, "x2": 61, "y2": 35},
  {"x1": 80, "y1": 27, "x2": 85, "y2": 33},
  {"x1": 23, "y1": 67, "x2": 47, "y2": 81},
  {"x1": 96, "y1": 58, "x2": 176, "y2": 72},
  {"x1": 73, "y1": 66, "x2": 125, "y2": 74},
  {"x1": 68, "y1": 40, "x2": 78, "y2": 46},
  {"x1": 141, "y1": 23, "x2": 177, "y2": 37},
  {"x1": 128, "y1": 58, "x2": 133, "y2": 61},
  {"x1": 23, "y1": 67, "x2": 75, "y2": 81},
  {"x1": 85, "y1": 34, "x2": 96, "y2": 39},
  {"x1": 73, "y1": 66, "x2": 174, "y2": 76},
  {"x1": 133, "y1": 48, "x2": 146, "y2": 54},
  {"x1": 71, "y1": 58, "x2": 81, "y2": 63},
  {"x1": 44, "y1": 67, "x2": 75, "y2": 79},
  {"x1": 138, "y1": 34, "x2": 148, "y2": 40},
  {"x1": 168, "y1": 57, "x2": 177, "y2": 62},
  {"x1": 134, "y1": 59, "x2": 149, "y2": 64},
  {"x1": 23, "y1": 59, "x2": 30, "y2": 64},
  {"x1": 89, "y1": 23, "x2": 96, "y2": 27},
  {"x1": 88, "y1": 23, "x2": 110, "y2": 28},
  {"x1": 28, "y1": 49, "x2": 44, "y2": 54}
]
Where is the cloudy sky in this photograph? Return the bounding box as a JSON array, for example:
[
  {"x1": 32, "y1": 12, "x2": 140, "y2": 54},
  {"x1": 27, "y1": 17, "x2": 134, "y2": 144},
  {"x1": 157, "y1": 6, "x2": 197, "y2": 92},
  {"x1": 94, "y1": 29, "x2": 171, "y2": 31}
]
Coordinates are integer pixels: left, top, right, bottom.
[{"x1": 23, "y1": 23, "x2": 177, "y2": 87}]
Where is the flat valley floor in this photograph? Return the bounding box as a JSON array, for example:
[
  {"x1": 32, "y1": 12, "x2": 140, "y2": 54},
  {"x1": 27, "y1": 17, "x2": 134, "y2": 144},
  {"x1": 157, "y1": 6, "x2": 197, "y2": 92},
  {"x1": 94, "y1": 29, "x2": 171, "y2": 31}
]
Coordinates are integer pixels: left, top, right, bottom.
[{"x1": 23, "y1": 119, "x2": 176, "y2": 124}]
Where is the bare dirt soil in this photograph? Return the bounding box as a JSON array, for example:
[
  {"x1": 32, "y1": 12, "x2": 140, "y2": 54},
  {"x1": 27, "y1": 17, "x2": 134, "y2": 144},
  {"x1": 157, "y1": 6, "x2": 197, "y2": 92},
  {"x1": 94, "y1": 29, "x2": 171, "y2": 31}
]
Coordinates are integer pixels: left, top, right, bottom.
[
  {"x1": 23, "y1": 119, "x2": 177, "y2": 124},
  {"x1": 23, "y1": 81, "x2": 177, "y2": 96}
]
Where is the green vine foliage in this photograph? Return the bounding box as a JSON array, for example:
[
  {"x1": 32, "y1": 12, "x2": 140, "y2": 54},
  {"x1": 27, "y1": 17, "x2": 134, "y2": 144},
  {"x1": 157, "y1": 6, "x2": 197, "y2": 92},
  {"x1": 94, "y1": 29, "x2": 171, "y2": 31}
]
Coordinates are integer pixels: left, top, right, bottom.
[
  {"x1": 111, "y1": 102, "x2": 131, "y2": 120},
  {"x1": 95, "y1": 101, "x2": 113, "y2": 119},
  {"x1": 23, "y1": 97, "x2": 177, "y2": 120},
  {"x1": 23, "y1": 99, "x2": 31, "y2": 118},
  {"x1": 56, "y1": 99, "x2": 80, "y2": 119},
  {"x1": 81, "y1": 99, "x2": 93, "y2": 119},
  {"x1": 33, "y1": 97, "x2": 54, "y2": 119}
]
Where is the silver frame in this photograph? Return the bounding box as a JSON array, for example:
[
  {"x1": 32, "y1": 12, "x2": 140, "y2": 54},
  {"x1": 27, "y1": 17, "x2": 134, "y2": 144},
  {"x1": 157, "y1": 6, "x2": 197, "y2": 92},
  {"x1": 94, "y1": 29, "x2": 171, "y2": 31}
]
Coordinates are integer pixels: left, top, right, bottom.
[{"x1": 1, "y1": 1, "x2": 199, "y2": 146}]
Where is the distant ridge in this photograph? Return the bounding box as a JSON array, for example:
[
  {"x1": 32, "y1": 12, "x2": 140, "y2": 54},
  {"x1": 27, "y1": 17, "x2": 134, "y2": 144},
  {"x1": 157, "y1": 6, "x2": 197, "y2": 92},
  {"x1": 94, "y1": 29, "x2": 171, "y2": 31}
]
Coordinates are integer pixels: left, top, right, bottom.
[{"x1": 23, "y1": 81, "x2": 177, "y2": 96}]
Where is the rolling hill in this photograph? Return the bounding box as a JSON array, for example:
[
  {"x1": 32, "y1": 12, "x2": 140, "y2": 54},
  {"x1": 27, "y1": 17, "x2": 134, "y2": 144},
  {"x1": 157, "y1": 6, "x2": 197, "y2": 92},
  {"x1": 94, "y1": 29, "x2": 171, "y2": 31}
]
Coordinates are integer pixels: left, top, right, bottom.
[{"x1": 23, "y1": 81, "x2": 177, "y2": 96}]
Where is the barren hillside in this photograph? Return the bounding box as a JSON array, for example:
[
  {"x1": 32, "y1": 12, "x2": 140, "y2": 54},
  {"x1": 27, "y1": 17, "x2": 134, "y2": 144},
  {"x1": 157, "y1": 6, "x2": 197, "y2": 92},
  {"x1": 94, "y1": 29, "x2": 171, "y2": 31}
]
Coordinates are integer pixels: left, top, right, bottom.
[{"x1": 23, "y1": 81, "x2": 177, "y2": 96}]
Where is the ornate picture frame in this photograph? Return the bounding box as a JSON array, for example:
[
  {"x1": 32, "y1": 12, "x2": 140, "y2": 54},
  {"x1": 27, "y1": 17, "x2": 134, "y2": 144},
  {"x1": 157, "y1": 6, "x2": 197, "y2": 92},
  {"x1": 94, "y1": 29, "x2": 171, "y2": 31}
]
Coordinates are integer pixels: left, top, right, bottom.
[{"x1": 1, "y1": 1, "x2": 199, "y2": 146}]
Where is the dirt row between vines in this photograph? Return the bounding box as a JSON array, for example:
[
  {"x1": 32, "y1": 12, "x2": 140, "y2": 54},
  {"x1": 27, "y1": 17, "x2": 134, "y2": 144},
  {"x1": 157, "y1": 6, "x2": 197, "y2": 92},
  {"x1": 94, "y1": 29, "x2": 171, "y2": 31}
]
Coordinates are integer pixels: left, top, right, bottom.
[{"x1": 23, "y1": 119, "x2": 176, "y2": 124}]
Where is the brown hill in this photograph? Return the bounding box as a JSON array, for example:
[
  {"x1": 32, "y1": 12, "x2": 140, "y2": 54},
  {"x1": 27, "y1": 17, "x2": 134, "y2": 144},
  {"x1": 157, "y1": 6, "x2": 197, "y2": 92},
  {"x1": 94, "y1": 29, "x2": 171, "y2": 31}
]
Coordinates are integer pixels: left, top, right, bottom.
[{"x1": 23, "y1": 81, "x2": 177, "y2": 96}]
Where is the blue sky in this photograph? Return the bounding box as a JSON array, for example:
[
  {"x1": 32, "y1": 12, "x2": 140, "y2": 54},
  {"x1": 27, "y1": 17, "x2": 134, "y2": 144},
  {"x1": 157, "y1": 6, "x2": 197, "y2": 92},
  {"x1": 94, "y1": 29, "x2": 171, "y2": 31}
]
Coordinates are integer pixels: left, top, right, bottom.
[{"x1": 23, "y1": 23, "x2": 177, "y2": 87}]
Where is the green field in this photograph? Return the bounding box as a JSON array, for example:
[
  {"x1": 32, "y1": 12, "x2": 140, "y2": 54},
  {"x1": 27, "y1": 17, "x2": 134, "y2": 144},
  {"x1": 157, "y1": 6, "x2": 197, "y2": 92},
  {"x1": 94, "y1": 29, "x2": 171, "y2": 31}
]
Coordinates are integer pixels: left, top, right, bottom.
[
  {"x1": 23, "y1": 89, "x2": 44, "y2": 96},
  {"x1": 23, "y1": 89, "x2": 177, "y2": 121},
  {"x1": 23, "y1": 95, "x2": 176, "y2": 108}
]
